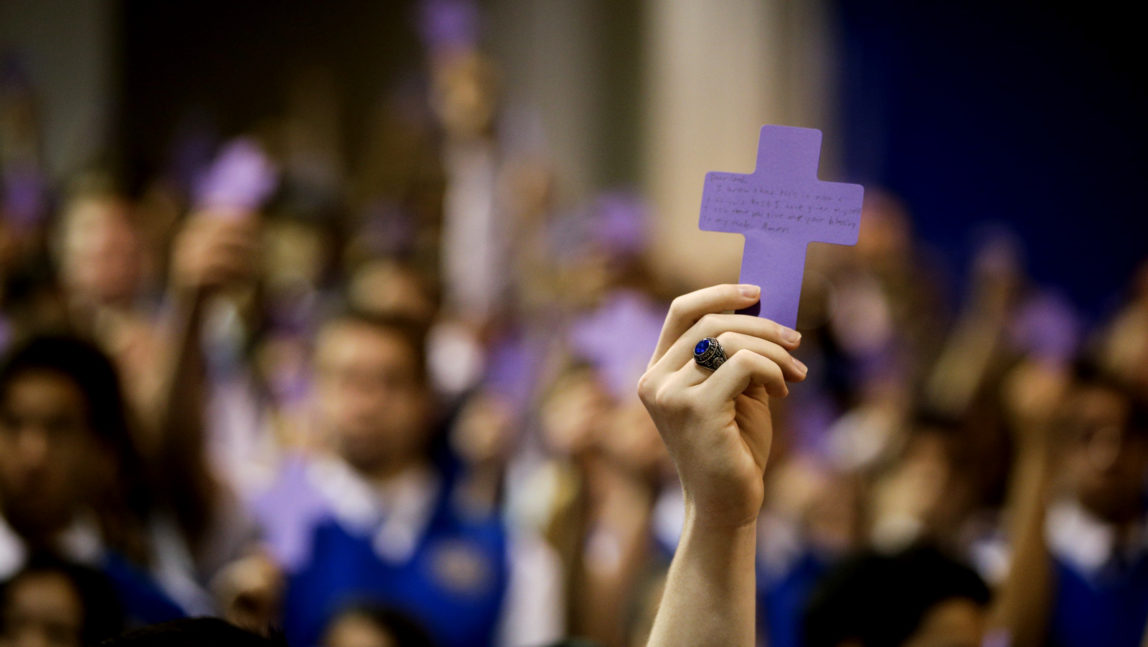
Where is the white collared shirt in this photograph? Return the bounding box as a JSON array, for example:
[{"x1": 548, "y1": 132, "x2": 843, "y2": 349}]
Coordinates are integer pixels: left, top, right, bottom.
[
  {"x1": 256, "y1": 454, "x2": 565, "y2": 646},
  {"x1": 1047, "y1": 498, "x2": 1148, "y2": 578},
  {"x1": 307, "y1": 456, "x2": 440, "y2": 564},
  {"x1": 0, "y1": 512, "x2": 213, "y2": 615},
  {"x1": 970, "y1": 497, "x2": 1148, "y2": 586}
]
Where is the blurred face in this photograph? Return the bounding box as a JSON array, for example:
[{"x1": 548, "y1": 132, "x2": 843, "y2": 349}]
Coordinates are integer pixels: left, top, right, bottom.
[
  {"x1": 856, "y1": 194, "x2": 911, "y2": 265},
  {"x1": 0, "y1": 572, "x2": 84, "y2": 647},
  {"x1": 57, "y1": 196, "x2": 142, "y2": 306},
  {"x1": 262, "y1": 220, "x2": 326, "y2": 294},
  {"x1": 315, "y1": 322, "x2": 429, "y2": 477},
  {"x1": 1063, "y1": 386, "x2": 1148, "y2": 524},
  {"x1": 0, "y1": 372, "x2": 99, "y2": 538},
  {"x1": 450, "y1": 391, "x2": 515, "y2": 468},
  {"x1": 869, "y1": 432, "x2": 950, "y2": 535},
  {"x1": 431, "y1": 52, "x2": 498, "y2": 140},
  {"x1": 348, "y1": 261, "x2": 436, "y2": 324},
  {"x1": 322, "y1": 613, "x2": 396, "y2": 647},
  {"x1": 600, "y1": 395, "x2": 668, "y2": 477},
  {"x1": 901, "y1": 598, "x2": 984, "y2": 647},
  {"x1": 540, "y1": 368, "x2": 611, "y2": 458}
]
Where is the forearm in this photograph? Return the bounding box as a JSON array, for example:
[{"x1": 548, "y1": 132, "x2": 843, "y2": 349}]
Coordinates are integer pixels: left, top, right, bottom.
[
  {"x1": 638, "y1": 284, "x2": 797, "y2": 647},
  {"x1": 155, "y1": 286, "x2": 219, "y2": 550},
  {"x1": 157, "y1": 287, "x2": 209, "y2": 456},
  {"x1": 988, "y1": 443, "x2": 1056, "y2": 647},
  {"x1": 577, "y1": 488, "x2": 654, "y2": 646},
  {"x1": 646, "y1": 506, "x2": 758, "y2": 647}
]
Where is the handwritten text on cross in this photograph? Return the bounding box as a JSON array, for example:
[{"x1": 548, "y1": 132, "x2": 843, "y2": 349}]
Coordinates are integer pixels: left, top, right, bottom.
[{"x1": 699, "y1": 125, "x2": 864, "y2": 328}]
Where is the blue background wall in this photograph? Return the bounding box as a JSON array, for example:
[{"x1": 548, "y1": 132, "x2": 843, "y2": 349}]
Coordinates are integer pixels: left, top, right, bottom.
[{"x1": 835, "y1": 1, "x2": 1148, "y2": 318}]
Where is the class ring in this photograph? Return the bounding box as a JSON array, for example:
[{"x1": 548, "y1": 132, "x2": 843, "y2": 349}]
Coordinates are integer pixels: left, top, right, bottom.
[{"x1": 693, "y1": 337, "x2": 727, "y2": 371}]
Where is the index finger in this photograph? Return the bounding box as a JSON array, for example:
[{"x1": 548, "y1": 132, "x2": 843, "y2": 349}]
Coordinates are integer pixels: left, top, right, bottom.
[{"x1": 649, "y1": 284, "x2": 761, "y2": 367}]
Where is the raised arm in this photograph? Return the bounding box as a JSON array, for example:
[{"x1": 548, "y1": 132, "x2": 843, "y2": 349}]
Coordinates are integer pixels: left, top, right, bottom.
[
  {"x1": 986, "y1": 360, "x2": 1066, "y2": 647},
  {"x1": 638, "y1": 284, "x2": 807, "y2": 647},
  {"x1": 154, "y1": 211, "x2": 260, "y2": 558}
]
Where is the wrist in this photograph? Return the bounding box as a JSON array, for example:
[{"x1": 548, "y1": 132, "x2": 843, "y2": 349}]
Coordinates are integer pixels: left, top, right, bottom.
[{"x1": 683, "y1": 498, "x2": 761, "y2": 537}]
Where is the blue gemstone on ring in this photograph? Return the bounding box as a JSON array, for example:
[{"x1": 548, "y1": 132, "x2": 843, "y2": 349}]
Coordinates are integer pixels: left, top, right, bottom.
[{"x1": 694, "y1": 336, "x2": 725, "y2": 370}]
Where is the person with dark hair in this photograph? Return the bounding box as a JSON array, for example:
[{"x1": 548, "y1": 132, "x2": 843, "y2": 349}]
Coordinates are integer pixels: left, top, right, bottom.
[
  {"x1": 0, "y1": 335, "x2": 148, "y2": 550},
  {"x1": 4, "y1": 174, "x2": 263, "y2": 622},
  {"x1": 238, "y1": 309, "x2": 552, "y2": 647},
  {"x1": 100, "y1": 617, "x2": 287, "y2": 647},
  {"x1": 0, "y1": 553, "x2": 125, "y2": 647},
  {"x1": 988, "y1": 358, "x2": 1148, "y2": 647},
  {"x1": 0, "y1": 335, "x2": 186, "y2": 624},
  {"x1": 802, "y1": 544, "x2": 990, "y2": 647}
]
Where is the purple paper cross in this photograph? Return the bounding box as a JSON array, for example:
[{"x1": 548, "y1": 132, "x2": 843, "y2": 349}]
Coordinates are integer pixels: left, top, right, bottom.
[{"x1": 699, "y1": 125, "x2": 864, "y2": 328}]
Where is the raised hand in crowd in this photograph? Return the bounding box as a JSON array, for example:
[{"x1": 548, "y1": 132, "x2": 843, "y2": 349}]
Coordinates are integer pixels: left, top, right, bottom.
[{"x1": 638, "y1": 284, "x2": 806, "y2": 646}]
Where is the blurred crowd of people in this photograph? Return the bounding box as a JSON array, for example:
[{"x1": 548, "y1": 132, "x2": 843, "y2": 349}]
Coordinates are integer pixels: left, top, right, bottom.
[{"x1": 3, "y1": 3, "x2": 1148, "y2": 647}]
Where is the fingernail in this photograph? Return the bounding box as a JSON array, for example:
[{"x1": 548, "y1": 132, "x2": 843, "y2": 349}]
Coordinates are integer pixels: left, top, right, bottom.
[
  {"x1": 783, "y1": 327, "x2": 801, "y2": 344},
  {"x1": 738, "y1": 284, "x2": 760, "y2": 298},
  {"x1": 794, "y1": 358, "x2": 808, "y2": 375}
]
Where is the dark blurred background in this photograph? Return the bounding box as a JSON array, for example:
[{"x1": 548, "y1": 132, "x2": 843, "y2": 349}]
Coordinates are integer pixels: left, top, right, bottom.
[
  {"x1": 836, "y1": 0, "x2": 1148, "y2": 316},
  {"x1": 5, "y1": 0, "x2": 1145, "y2": 315}
]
